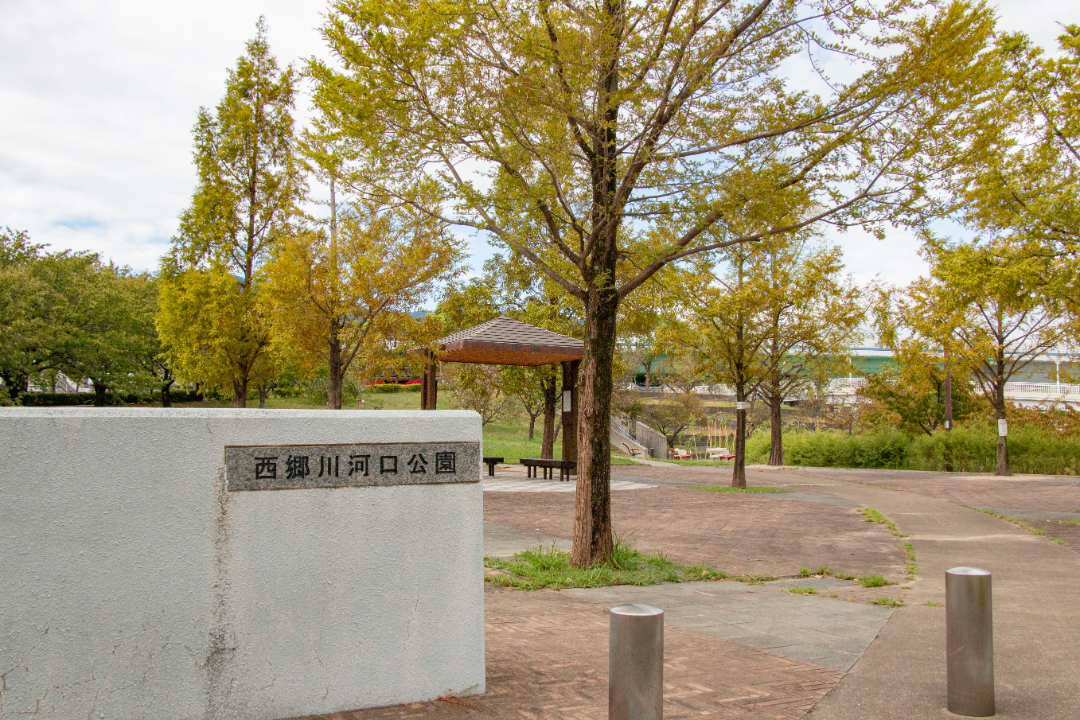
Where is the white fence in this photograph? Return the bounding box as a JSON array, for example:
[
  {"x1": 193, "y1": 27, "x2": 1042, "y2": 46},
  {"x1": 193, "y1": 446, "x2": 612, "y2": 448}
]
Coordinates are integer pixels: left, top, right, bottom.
[{"x1": 1002, "y1": 382, "x2": 1080, "y2": 404}]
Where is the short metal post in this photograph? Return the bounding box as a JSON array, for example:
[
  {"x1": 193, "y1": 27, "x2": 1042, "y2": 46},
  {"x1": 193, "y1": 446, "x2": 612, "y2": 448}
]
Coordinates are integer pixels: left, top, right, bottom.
[
  {"x1": 610, "y1": 603, "x2": 663, "y2": 720},
  {"x1": 946, "y1": 567, "x2": 995, "y2": 717}
]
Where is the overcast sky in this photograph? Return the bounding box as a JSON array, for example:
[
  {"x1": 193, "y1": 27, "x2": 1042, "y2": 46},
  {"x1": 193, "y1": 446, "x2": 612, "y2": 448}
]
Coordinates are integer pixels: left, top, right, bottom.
[{"x1": 0, "y1": 1, "x2": 1073, "y2": 288}]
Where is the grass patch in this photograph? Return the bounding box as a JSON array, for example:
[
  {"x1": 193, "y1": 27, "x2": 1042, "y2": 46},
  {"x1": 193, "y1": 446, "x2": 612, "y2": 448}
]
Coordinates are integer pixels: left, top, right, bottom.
[
  {"x1": 610, "y1": 456, "x2": 642, "y2": 465},
  {"x1": 800, "y1": 565, "x2": 832, "y2": 578},
  {"x1": 484, "y1": 540, "x2": 727, "y2": 590},
  {"x1": 974, "y1": 508, "x2": 1066, "y2": 545},
  {"x1": 648, "y1": 458, "x2": 734, "y2": 466},
  {"x1": 860, "y1": 507, "x2": 907, "y2": 536},
  {"x1": 925, "y1": 601, "x2": 943, "y2": 607},
  {"x1": 902, "y1": 542, "x2": 918, "y2": 579},
  {"x1": 686, "y1": 485, "x2": 791, "y2": 494},
  {"x1": 869, "y1": 597, "x2": 904, "y2": 607},
  {"x1": 787, "y1": 586, "x2": 818, "y2": 595},
  {"x1": 859, "y1": 482, "x2": 903, "y2": 491},
  {"x1": 859, "y1": 574, "x2": 889, "y2": 588}
]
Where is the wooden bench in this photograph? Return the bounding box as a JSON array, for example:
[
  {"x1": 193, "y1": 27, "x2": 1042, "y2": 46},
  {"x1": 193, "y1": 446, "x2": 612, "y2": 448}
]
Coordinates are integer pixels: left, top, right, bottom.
[
  {"x1": 482, "y1": 456, "x2": 504, "y2": 477},
  {"x1": 520, "y1": 458, "x2": 577, "y2": 482}
]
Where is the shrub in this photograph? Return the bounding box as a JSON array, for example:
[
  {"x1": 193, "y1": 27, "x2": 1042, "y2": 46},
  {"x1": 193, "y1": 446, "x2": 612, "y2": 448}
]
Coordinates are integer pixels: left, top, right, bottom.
[
  {"x1": 366, "y1": 383, "x2": 422, "y2": 394},
  {"x1": 755, "y1": 425, "x2": 1078, "y2": 475}
]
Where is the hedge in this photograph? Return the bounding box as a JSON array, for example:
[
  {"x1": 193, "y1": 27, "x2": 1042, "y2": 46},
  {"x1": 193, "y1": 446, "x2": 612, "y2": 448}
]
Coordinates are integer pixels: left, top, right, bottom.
[
  {"x1": 746, "y1": 426, "x2": 1079, "y2": 475},
  {"x1": 17, "y1": 389, "x2": 204, "y2": 406}
]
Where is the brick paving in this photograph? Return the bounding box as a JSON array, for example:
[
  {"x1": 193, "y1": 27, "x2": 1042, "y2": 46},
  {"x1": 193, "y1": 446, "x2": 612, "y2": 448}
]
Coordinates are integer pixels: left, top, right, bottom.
[
  {"x1": 296, "y1": 587, "x2": 843, "y2": 720},
  {"x1": 292, "y1": 464, "x2": 1080, "y2": 719},
  {"x1": 484, "y1": 486, "x2": 907, "y2": 580}
]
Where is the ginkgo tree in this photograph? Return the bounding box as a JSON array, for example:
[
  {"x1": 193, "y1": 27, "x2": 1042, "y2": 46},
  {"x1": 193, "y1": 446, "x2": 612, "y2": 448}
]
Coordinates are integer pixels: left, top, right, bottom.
[
  {"x1": 899, "y1": 236, "x2": 1070, "y2": 476},
  {"x1": 314, "y1": 0, "x2": 1000, "y2": 565},
  {"x1": 262, "y1": 198, "x2": 464, "y2": 409}
]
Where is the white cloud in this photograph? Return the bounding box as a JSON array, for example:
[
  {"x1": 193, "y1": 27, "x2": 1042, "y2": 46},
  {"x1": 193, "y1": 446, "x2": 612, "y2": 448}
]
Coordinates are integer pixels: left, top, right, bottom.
[{"x1": 0, "y1": 0, "x2": 1072, "y2": 281}]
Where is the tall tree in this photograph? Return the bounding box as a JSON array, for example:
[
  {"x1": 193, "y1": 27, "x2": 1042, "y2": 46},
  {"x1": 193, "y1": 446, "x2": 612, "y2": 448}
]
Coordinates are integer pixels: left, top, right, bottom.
[
  {"x1": 753, "y1": 238, "x2": 864, "y2": 465},
  {"x1": 161, "y1": 18, "x2": 302, "y2": 406},
  {"x1": 263, "y1": 201, "x2": 463, "y2": 409},
  {"x1": 662, "y1": 248, "x2": 769, "y2": 487},
  {"x1": 901, "y1": 237, "x2": 1069, "y2": 475},
  {"x1": 316, "y1": 0, "x2": 998, "y2": 565}
]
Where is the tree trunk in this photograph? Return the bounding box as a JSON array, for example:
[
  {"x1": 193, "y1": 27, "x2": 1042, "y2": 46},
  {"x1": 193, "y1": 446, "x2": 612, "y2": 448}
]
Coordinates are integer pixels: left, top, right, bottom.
[
  {"x1": 768, "y1": 391, "x2": 783, "y2": 466},
  {"x1": 572, "y1": 286, "x2": 618, "y2": 568},
  {"x1": 327, "y1": 325, "x2": 343, "y2": 410},
  {"x1": 541, "y1": 374, "x2": 557, "y2": 459},
  {"x1": 92, "y1": 379, "x2": 108, "y2": 407},
  {"x1": 528, "y1": 413, "x2": 537, "y2": 440},
  {"x1": 994, "y1": 401, "x2": 1010, "y2": 477},
  {"x1": 233, "y1": 378, "x2": 248, "y2": 408},
  {"x1": 732, "y1": 385, "x2": 747, "y2": 488},
  {"x1": 992, "y1": 353, "x2": 1009, "y2": 476},
  {"x1": 258, "y1": 384, "x2": 270, "y2": 409},
  {"x1": 161, "y1": 379, "x2": 174, "y2": 408}
]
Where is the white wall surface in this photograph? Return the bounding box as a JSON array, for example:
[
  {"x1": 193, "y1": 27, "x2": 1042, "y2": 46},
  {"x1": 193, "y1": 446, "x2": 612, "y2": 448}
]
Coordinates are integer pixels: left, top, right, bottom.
[{"x1": 0, "y1": 408, "x2": 485, "y2": 720}]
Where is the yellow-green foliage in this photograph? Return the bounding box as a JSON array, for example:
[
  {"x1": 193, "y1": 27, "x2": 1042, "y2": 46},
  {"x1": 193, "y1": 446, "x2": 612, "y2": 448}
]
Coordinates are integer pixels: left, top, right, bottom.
[{"x1": 747, "y1": 426, "x2": 1078, "y2": 475}]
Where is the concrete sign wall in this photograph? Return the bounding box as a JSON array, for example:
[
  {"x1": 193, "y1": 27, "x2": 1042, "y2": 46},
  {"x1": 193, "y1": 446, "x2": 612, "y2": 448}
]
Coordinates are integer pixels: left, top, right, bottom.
[{"x1": 0, "y1": 408, "x2": 485, "y2": 720}]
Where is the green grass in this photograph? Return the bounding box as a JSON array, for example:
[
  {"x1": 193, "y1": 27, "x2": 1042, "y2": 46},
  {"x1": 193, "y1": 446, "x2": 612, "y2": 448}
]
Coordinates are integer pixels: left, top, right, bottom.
[
  {"x1": 787, "y1": 586, "x2": 818, "y2": 595},
  {"x1": 902, "y1": 542, "x2": 918, "y2": 579},
  {"x1": 610, "y1": 456, "x2": 643, "y2": 465},
  {"x1": 648, "y1": 458, "x2": 733, "y2": 466},
  {"x1": 925, "y1": 601, "x2": 943, "y2": 607},
  {"x1": 859, "y1": 574, "x2": 889, "y2": 588},
  {"x1": 484, "y1": 540, "x2": 727, "y2": 590},
  {"x1": 974, "y1": 508, "x2": 1066, "y2": 545},
  {"x1": 869, "y1": 597, "x2": 904, "y2": 607},
  {"x1": 860, "y1": 507, "x2": 900, "y2": 534},
  {"x1": 685, "y1": 485, "x2": 791, "y2": 494}
]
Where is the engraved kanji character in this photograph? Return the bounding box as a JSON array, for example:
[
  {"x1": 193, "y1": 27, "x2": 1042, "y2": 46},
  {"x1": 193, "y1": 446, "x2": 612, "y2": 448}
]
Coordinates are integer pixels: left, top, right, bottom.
[
  {"x1": 407, "y1": 453, "x2": 428, "y2": 474},
  {"x1": 348, "y1": 454, "x2": 371, "y2": 477},
  {"x1": 380, "y1": 455, "x2": 398, "y2": 474},
  {"x1": 319, "y1": 455, "x2": 340, "y2": 478},
  {"x1": 254, "y1": 456, "x2": 278, "y2": 480},
  {"x1": 435, "y1": 451, "x2": 456, "y2": 474},
  {"x1": 285, "y1": 455, "x2": 310, "y2": 480}
]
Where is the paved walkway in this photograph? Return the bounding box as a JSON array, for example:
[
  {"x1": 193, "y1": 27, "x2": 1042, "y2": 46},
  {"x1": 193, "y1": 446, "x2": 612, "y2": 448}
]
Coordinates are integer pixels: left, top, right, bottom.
[
  {"x1": 296, "y1": 465, "x2": 1080, "y2": 719},
  {"x1": 565, "y1": 581, "x2": 892, "y2": 672}
]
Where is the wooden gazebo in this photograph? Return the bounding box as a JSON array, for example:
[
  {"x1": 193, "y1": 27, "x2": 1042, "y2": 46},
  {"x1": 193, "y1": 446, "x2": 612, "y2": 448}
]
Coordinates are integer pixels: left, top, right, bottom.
[{"x1": 420, "y1": 317, "x2": 584, "y2": 466}]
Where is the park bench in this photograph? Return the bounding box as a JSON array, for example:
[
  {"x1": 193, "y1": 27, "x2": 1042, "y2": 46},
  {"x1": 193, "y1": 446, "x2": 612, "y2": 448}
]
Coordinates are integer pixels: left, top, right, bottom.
[
  {"x1": 482, "y1": 456, "x2": 504, "y2": 477},
  {"x1": 705, "y1": 447, "x2": 735, "y2": 460},
  {"x1": 520, "y1": 457, "x2": 576, "y2": 482},
  {"x1": 670, "y1": 447, "x2": 692, "y2": 459}
]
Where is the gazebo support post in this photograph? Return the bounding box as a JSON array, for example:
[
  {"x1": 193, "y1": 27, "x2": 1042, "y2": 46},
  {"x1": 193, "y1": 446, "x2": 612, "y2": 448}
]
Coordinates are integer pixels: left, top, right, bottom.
[
  {"x1": 420, "y1": 351, "x2": 438, "y2": 410},
  {"x1": 561, "y1": 360, "x2": 580, "y2": 473}
]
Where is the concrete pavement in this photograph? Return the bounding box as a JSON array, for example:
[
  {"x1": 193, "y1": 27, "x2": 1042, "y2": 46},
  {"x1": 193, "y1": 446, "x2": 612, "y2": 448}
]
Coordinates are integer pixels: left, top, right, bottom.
[{"x1": 792, "y1": 478, "x2": 1080, "y2": 720}]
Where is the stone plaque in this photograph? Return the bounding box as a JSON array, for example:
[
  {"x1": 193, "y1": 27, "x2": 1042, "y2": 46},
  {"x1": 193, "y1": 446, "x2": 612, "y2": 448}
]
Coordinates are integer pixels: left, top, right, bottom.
[{"x1": 225, "y1": 441, "x2": 480, "y2": 491}]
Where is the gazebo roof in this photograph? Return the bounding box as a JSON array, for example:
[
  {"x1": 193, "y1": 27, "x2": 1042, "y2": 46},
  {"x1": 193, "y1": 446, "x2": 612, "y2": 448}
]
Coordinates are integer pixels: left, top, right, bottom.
[{"x1": 436, "y1": 316, "x2": 584, "y2": 366}]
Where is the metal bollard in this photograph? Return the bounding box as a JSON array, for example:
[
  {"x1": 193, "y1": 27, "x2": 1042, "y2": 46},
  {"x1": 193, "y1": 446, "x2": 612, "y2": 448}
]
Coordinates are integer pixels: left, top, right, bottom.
[
  {"x1": 946, "y1": 567, "x2": 995, "y2": 717},
  {"x1": 610, "y1": 603, "x2": 663, "y2": 720}
]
